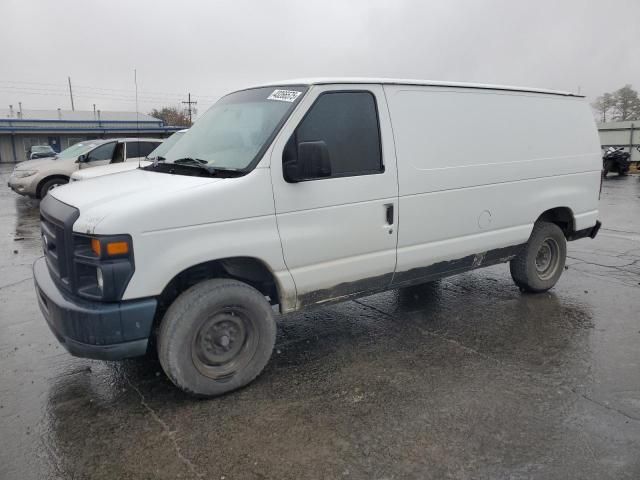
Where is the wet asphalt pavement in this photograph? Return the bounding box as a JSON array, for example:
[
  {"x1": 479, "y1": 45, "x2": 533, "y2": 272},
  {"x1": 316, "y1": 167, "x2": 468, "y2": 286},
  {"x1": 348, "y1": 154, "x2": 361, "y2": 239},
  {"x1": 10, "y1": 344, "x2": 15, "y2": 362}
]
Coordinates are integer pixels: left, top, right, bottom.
[{"x1": 1, "y1": 165, "x2": 639, "y2": 480}]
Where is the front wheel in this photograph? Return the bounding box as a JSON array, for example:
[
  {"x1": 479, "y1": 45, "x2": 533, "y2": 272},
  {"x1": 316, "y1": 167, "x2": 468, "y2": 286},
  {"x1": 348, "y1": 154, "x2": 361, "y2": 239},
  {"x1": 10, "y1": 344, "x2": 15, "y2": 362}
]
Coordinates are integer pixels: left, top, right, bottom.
[
  {"x1": 158, "y1": 279, "x2": 276, "y2": 397},
  {"x1": 39, "y1": 177, "x2": 68, "y2": 198},
  {"x1": 510, "y1": 221, "x2": 567, "y2": 293}
]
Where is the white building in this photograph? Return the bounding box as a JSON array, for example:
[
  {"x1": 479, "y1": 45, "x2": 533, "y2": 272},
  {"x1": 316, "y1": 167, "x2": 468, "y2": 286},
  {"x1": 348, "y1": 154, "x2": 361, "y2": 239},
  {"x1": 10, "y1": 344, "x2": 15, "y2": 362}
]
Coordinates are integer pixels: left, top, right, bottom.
[{"x1": 598, "y1": 121, "x2": 639, "y2": 162}]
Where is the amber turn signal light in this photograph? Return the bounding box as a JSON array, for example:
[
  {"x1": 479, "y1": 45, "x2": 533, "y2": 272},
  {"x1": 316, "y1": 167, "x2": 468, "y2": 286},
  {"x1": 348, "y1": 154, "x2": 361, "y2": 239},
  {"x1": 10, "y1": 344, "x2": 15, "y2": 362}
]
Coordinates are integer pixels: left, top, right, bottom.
[
  {"x1": 91, "y1": 238, "x2": 129, "y2": 257},
  {"x1": 106, "y1": 241, "x2": 129, "y2": 256},
  {"x1": 91, "y1": 238, "x2": 101, "y2": 256}
]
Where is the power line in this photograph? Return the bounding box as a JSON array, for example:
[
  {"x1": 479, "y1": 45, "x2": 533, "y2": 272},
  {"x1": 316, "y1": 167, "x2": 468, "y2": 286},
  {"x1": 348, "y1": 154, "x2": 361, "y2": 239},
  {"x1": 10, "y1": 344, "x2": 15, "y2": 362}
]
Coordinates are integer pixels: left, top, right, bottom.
[
  {"x1": 0, "y1": 78, "x2": 220, "y2": 100},
  {"x1": 0, "y1": 86, "x2": 184, "y2": 103}
]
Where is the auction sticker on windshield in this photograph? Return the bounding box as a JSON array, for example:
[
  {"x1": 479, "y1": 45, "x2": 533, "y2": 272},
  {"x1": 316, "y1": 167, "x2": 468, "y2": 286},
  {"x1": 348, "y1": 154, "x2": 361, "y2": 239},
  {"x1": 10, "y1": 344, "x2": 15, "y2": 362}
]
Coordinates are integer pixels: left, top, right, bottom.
[{"x1": 267, "y1": 89, "x2": 302, "y2": 102}]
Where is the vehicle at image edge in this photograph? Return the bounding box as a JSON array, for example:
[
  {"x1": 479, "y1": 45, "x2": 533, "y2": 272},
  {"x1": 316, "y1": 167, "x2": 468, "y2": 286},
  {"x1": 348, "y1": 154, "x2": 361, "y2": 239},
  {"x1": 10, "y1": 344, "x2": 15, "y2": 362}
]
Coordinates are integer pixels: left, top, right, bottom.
[
  {"x1": 602, "y1": 146, "x2": 640, "y2": 177},
  {"x1": 33, "y1": 78, "x2": 602, "y2": 397},
  {"x1": 69, "y1": 130, "x2": 188, "y2": 182},
  {"x1": 8, "y1": 138, "x2": 162, "y2": 198},
  {"x1": 28, "y1": 145, "x2": 57, "y2": 160}
]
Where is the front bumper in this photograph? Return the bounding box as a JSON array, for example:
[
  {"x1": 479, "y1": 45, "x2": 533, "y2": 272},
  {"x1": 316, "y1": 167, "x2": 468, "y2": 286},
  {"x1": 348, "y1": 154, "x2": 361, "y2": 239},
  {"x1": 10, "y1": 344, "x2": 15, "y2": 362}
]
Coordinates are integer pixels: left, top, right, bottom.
[
  {"x1": 33, "y1": 256, "x2": 157, "y2": 360},
  {"x1": 8, "y1": 175, "x2": 36, "y2": 197}
]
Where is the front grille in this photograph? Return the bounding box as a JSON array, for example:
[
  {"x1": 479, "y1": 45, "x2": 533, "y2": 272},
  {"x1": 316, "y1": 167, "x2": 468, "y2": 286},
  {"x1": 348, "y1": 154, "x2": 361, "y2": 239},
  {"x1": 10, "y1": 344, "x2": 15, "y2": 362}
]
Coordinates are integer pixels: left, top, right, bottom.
[
  {"x1": 41, "y1": 213, "x2": 64, "y2": 280},
  {"x1": 39, "y1": 195, "x2": 80, "y2": 294}
]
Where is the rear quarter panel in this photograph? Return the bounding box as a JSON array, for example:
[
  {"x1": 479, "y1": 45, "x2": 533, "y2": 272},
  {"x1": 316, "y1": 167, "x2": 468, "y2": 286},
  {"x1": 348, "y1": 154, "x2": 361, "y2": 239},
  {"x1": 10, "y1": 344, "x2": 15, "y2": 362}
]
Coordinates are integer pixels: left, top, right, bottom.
[{"x1": 384, "y1": 85, "x2": 601, "y2": 275}]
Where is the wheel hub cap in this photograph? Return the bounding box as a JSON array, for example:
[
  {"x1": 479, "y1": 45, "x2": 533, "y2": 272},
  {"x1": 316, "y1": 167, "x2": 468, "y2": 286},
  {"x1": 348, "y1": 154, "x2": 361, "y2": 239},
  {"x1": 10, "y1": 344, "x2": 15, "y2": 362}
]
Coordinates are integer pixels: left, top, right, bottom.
[
  {"x1": 191, "y1": 308, "x2": 258, "y2": 380},
  {"x1": 535, "y1": 238, "x2": 559, "y2": 280},
  {"x1": 197, "y1": 315, "x2": 245, "y2": 365}
]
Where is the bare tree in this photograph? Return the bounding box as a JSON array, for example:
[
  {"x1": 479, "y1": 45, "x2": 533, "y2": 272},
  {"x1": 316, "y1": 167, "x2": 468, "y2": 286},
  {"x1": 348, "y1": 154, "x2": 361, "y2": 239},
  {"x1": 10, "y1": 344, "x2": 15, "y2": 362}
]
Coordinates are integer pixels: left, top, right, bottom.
[
  {"x1": 149, "y1": 106, "x2": 192, "y2": 127},
  {"x1": 611, "y1": 84, "x2": 640, "y2": 121},
  {"x1": 592, "y1": 92, "x2": 616, "y2": 123}
]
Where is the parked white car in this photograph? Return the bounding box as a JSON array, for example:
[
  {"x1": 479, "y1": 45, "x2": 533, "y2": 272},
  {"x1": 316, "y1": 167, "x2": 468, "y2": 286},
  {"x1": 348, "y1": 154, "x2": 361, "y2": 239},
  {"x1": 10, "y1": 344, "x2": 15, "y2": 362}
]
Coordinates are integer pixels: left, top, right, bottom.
[
  {"x1": 8, "y1": 138, "x2": 162, "y2": 197},
  {"x1": 34, "y1": 78, "x2": 602, "y2": 396},
  {"x1": 70, "y1": 130, "x2": 188, "y2": 182}
]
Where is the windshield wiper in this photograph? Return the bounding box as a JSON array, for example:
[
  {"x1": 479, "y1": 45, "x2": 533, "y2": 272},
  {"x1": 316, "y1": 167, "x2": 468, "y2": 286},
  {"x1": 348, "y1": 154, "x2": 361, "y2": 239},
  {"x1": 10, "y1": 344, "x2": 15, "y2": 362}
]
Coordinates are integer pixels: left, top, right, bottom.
[
  {"x1": 144, "y1": 157, "x2": 245, "y2": 177},
  {"x1": 173, "y1": 157, "x2": 208, "y2": 165},
  {"x1": 171, "y1": 158, "x2": 244, "y2": 175}
]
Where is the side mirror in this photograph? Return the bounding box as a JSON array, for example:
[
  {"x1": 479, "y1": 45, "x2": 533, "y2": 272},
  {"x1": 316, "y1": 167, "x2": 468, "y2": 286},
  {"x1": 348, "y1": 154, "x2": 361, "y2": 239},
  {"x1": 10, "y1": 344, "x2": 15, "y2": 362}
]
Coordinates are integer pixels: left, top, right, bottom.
[
  {"x1": 297, "y1": 141, "x2": 331, "y2": 180},
  {"x1": 283, "y1": 160, "x2": 300, "y2": 183},
  {"x1": 76, "y1": 154, "x2": 87, "y2": 163},
  {"x1": 282, "y1": 140, "x2": 332, "y2": 183}
]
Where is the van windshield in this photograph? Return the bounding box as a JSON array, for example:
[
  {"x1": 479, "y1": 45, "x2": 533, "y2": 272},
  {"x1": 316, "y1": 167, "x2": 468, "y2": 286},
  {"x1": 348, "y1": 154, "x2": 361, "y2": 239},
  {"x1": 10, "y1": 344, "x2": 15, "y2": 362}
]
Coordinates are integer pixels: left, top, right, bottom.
[
  {"x1": 163, "y1": 86, "x2": 306, "y2": 171},
  {"x1": 148, "y1": 130, "x2": 186, "y2": 160}
]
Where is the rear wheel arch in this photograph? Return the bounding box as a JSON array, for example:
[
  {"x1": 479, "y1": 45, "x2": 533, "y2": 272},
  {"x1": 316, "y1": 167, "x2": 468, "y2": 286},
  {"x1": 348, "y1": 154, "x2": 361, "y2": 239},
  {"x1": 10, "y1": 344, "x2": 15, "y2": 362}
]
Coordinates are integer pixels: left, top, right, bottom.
[{"x1": 536, "y1": 207, "x2": 575, "y2": 237}]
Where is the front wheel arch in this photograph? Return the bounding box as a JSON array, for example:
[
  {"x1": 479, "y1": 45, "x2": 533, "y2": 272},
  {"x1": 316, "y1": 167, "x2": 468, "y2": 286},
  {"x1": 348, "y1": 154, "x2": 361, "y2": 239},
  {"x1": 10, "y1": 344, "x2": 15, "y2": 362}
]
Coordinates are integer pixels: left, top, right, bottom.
[{"x1": 36, "y1": 175, "x2": 69, "y2": 199}]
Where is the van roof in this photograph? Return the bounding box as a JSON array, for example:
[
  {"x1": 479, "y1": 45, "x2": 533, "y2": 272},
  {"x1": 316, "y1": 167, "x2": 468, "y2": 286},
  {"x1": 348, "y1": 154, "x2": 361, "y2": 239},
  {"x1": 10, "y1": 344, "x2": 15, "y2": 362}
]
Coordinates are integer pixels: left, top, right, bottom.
[{"x1": 257, "y1": 78, "x2": 583, "y2": 98}]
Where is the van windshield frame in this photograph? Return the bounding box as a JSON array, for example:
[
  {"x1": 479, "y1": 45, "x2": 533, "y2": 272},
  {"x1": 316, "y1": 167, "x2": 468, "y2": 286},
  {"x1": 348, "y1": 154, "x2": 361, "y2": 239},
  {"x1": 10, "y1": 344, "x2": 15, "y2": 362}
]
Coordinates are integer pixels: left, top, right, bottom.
[{"x1": 162, "y1": 85, "x2": 309, "y2": 174}]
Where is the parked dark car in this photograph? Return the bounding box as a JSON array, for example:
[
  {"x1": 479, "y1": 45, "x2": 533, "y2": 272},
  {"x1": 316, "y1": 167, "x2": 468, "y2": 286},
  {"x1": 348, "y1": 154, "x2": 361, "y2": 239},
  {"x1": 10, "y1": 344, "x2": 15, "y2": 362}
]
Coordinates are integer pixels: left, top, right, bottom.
[{"x1": 28, "y1": 145, "x2": 56, "y2": 160}]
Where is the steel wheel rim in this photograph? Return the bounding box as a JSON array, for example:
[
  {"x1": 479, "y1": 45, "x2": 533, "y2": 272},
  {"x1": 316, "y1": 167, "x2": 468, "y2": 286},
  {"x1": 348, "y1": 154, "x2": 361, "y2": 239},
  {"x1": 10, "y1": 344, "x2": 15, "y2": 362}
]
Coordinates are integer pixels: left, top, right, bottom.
[
  {"x1": 535, "y1": 238, "x2": 560, "y2": 280},
  {"x1": 191, "y1": 307, "x2": 258, "y2": 380}
]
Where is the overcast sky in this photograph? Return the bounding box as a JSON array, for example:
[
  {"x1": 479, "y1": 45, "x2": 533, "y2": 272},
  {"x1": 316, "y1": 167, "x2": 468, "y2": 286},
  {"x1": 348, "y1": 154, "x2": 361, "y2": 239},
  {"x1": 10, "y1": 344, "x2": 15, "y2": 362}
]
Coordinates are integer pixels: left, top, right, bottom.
[{"x1": 1, "y1": 0, "x2": 639, "y2": 117}]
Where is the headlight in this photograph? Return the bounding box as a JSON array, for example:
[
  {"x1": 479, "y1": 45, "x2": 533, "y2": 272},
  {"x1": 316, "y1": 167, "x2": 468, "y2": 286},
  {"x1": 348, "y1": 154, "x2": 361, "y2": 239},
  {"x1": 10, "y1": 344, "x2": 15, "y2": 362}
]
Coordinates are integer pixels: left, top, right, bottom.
[
  {"x1": 72, "y1": 234, "x2": 134, "y2": 301},
  {"x1": 13, "y1": 170, "x2": 37, "y2": 178}
]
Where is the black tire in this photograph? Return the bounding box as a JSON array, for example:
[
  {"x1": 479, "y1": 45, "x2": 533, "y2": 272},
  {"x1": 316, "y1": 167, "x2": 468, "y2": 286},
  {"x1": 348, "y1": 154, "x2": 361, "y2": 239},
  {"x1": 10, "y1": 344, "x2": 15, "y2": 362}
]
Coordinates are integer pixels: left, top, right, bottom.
[
  {"x1": 39, "y1": 177, "x2": 68, "y2": 198},
  {"x1": 510, "y1": 221, "x2": 567, "y2": 293},
  {"x1": 602, "y1": 159, "x2": 613, "y2": 177},
  {"x1": 158, "y1": 278, "x2": 276, "y2": 397}
]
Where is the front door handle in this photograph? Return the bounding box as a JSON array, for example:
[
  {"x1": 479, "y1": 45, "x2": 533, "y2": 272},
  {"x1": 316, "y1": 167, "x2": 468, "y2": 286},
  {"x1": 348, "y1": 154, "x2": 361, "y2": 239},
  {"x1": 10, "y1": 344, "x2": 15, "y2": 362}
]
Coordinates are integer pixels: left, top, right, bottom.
[{"x1": 385, "y1": 204, "x2": 394, "y2": 226}]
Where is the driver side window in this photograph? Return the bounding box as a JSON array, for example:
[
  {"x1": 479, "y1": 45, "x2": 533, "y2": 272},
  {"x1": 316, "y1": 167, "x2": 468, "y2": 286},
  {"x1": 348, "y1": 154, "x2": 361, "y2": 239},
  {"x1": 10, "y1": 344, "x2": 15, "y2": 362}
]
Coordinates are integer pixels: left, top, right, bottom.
[
  {"x1": 86, "y1": 142, "x2": 116, "y2": 162},
  {"x1": 283, "y1": 91, "x2": 383, "y2": 182}
]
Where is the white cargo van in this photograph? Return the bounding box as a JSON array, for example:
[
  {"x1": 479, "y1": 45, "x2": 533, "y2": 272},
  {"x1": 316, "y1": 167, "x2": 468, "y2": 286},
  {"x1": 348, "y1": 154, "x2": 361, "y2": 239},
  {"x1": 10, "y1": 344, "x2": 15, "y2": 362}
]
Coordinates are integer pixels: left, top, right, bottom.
[{"x1": 34, "y1": 79, "x2": 602, "y2": 396}]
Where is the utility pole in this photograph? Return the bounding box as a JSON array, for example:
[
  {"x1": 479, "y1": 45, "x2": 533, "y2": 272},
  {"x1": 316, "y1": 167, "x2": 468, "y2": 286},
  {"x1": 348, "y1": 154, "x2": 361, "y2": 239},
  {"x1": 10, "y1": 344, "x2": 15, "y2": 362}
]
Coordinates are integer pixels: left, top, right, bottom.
[
  {"x1": 68, "y1": 76, "x2": 75, "y2": 111},
  {"x1": 182, "y1": 93, "x2": 197, "y2": 125}
]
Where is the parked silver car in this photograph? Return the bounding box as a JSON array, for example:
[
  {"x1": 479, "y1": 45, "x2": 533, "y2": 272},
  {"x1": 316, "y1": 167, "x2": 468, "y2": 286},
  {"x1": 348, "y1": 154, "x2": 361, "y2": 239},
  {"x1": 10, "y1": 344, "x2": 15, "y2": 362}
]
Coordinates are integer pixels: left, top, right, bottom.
[
  {"x1": 8, "y1": 138, "x2": 161, "y2": 198},
  {"x1": 70, "y1": 129, "x2": 188, "y2": 182}
]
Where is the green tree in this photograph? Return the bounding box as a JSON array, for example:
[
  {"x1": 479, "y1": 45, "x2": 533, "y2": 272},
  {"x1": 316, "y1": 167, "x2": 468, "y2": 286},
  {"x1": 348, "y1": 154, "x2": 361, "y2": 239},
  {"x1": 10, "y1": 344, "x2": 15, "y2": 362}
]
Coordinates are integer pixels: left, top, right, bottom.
[{"x1": 149, "y1": 106, "x2": 191, "y2": 127}]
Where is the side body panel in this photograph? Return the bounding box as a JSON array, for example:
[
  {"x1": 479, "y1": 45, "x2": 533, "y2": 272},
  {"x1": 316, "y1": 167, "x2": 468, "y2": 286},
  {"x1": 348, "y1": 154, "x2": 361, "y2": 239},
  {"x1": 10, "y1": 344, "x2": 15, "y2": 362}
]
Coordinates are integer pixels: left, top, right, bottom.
[
  {"x1": 77, "y1": 168, "x2": 296, "y2": 307},
  {"x1": 384, "y1": 85, "x2": 601, "y2": 285},
  {"x1": 270, "y1": 84, "x2": 399, "y2": 308}
]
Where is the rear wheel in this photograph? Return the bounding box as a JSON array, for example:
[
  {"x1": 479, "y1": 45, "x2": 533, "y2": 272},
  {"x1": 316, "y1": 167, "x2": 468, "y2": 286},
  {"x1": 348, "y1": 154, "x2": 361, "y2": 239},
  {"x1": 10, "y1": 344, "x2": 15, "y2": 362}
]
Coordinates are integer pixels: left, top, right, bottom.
[
  {"x1": 510, "y1": 221, "x2": 566, "y2": 293},
  {"x1": 602, "y1": 159, "x2": 613, "y2": 177},
  {"x1": 158, "y1": 278, "x2": 276, "y2": 397}
]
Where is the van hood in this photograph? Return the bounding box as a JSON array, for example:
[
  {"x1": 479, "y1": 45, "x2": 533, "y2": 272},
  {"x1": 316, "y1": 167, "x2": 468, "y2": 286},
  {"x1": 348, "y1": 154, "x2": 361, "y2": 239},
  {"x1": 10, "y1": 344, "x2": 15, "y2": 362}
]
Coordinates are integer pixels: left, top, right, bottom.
[
  {"x1": 50, "y1": 169, "x2": 220, "y2": 233},
  {"x1": 71, "y1": 161, "x2": 151, "y2": 181}
]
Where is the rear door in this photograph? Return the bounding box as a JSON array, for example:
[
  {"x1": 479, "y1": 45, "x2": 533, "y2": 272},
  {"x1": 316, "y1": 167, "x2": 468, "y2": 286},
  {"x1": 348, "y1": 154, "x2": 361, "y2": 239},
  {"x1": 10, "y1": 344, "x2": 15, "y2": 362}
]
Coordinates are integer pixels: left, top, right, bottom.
[{"x1": 270, "y1": 84, "x2": 399, "y2": 308}]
